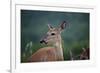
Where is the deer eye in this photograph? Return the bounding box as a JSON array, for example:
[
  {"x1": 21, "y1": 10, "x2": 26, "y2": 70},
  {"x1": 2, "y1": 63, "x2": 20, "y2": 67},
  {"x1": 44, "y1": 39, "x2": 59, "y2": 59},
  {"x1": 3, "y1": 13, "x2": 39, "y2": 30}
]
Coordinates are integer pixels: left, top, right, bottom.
[{"x1": 51, "y1": 33, "x2": 55, "y2": 35}]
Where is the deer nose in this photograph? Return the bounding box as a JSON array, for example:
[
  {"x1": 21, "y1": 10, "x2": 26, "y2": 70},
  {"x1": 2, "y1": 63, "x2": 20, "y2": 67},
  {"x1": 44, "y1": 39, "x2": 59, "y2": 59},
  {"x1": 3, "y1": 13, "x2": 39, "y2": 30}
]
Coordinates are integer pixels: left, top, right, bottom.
[{"x1": 40, "y1": 40, "x2": 45, "y2": 43}]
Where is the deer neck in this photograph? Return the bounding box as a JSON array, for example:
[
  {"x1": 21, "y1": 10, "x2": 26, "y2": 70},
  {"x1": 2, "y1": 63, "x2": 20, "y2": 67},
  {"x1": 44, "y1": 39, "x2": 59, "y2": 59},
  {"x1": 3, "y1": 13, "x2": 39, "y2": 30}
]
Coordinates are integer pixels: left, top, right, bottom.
[{"x1": 54, "y1": 36, "x2": 64, "y2": 60}]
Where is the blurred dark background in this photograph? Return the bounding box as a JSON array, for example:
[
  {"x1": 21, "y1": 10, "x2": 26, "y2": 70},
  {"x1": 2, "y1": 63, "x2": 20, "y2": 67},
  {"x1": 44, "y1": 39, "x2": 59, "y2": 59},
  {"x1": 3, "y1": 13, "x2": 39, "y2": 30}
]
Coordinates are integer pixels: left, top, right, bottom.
[{"x1": 21, "y1": 10, "x2": 89, "y2": 62}]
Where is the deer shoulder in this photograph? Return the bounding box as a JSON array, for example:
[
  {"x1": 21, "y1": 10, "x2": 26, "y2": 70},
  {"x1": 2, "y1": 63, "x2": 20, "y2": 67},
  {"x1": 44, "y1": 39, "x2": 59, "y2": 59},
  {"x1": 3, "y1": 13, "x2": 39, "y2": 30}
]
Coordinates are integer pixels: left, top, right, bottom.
[{"x1": 28, "y1": 47, "x2": 57, "y2": 62}]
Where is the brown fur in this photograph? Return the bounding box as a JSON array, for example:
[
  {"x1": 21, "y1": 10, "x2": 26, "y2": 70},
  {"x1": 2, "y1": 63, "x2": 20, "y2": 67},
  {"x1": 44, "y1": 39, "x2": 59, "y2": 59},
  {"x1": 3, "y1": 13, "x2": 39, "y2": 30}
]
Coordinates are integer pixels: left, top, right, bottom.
[{"x1": 28, "y1": 47, "x2": 59, "y2": 62}]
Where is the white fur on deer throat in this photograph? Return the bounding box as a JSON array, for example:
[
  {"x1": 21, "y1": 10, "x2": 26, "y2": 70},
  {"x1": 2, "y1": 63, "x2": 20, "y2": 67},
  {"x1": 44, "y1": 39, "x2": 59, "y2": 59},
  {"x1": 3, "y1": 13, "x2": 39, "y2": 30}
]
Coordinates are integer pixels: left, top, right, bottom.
[{"x1": 54, "y1": 36, "x2": 63, "y2": 60}]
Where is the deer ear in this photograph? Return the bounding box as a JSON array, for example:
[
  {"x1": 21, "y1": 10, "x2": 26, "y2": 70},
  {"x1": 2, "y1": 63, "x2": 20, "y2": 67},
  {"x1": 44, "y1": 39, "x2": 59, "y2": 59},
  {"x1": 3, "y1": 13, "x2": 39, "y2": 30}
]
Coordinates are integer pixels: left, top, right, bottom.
[
  {"x1": 48, "y1": 24, "x2": 53, "y2": 30},
  {"x1": 59, "y1": 21, "x2": 67, "y2": 31}
]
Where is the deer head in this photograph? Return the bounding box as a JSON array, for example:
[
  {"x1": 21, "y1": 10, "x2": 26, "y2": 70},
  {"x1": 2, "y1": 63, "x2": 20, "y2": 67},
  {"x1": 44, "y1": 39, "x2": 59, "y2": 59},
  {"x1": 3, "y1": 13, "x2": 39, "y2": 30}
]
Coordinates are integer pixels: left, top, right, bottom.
[{"x1": 40, "y1": 21, "x2": 67, "y2": 47}]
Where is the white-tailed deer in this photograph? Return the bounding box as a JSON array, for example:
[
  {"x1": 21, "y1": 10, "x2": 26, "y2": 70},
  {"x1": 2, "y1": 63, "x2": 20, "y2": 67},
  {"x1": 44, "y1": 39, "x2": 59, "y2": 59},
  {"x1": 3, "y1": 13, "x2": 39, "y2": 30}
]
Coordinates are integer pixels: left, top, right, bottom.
[{"x1": 28, "y1": 21, "x2": 67, "y2": 62}]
